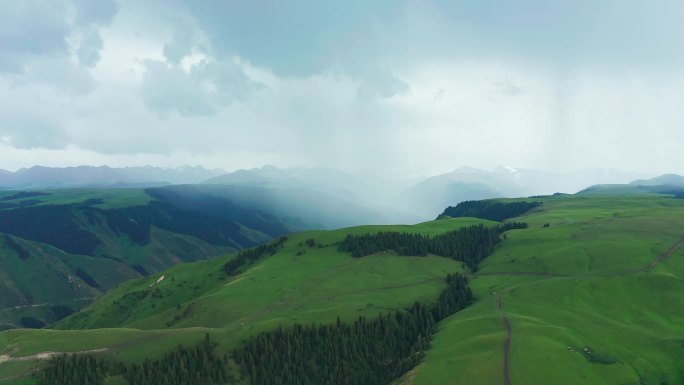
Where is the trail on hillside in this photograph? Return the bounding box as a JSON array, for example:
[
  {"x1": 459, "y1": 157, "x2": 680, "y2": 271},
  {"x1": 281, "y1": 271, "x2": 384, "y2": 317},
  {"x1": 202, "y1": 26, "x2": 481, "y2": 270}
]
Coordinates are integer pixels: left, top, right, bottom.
[
  {"x1": 0, "y1": 348, "x2": 109, "y2": 383},
  {"x1": 636, "y1": 237, "x2": 684, "y2": 272},
  {"x1": 0, "y1": 297, "x2": 96, "y2": 313},
  {"x1": 0, "y1": 348, "x2": 108, "y2": 364},
  {"x1": 496, "y1": 295, "x2": 512, "y2": 385},
  {"x1": 472, "y1": 271, "x2": 568, "y2": 278},
  {"x1": 487, "y1": 235, "x2": 684, "y2": 385}
]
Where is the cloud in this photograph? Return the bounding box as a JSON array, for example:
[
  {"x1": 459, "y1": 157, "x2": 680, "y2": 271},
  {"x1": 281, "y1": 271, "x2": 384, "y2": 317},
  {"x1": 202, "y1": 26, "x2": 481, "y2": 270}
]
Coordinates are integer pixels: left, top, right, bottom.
[
  {"x1": 74, "y1": 26, "x2": 104, "y2": 67},
  {"x1": 0, "y1": 0, "x2": 119, "y2": 86},
  {"x1": 164, "y1": 0, "x2": 410, "y2": 98},
  {"x1": 140, "y1": 57, "x2": 262, "y2": 117},
  {"x1": 0, "y1": 2, "x2": 70, "y2": 72},
  {"x1": 494, "y1": 80, "x2": 524, "y2": 96},
  {"x1": 162, "y1": 21, "x2": 208, "y2": 64},
  {"x1": 0, "y1": 117, "x2": 68, "y2": 149},
  {"x1": 141, "y1": 60, "x2": 216, "y2": 116},
  {"x1": 23, "y1": 57, "x2": 96, "y2": 94},
  {"x1": 72, "y1": 0, "x2": 119, "y2": 26},
  {"x1": 1, "y1": 0, "x2": 684, "y2": 178}
]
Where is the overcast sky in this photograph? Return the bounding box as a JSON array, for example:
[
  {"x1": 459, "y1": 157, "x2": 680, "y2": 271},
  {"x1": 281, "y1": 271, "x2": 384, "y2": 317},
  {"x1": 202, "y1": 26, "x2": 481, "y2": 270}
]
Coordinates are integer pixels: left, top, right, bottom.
[{"x1": 0, "y1": 0, "x2": 682, "y2": 176}]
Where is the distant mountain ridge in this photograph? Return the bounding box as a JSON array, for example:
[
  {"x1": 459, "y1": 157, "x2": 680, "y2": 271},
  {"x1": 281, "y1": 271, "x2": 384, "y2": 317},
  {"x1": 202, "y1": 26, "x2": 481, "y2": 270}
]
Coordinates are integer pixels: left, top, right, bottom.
[
  {"x1": 0, "y1": 164, "x2": 655, "y2": 220},
  {"x1": 0, "y1": 165, "x2": 226, "y2": 189},
  {"x1": 630, "y1": 173, "x2": 684, "y2": 187},
  {"x1": 395, "y1": 165, "x2": 645, "y2": 218},
  {"x1": 578, "y1": 173, "x2": 684, "y2": 196}
]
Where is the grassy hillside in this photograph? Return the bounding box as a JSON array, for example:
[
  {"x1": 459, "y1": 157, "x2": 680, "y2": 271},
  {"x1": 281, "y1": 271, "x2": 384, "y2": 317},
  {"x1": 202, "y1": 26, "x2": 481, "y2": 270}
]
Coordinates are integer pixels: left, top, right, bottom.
[
  {"x1": 2, "y1": 194, "x2": 684, "y2": 384},
  {"x1": 0, "y1": 218, "x2": 490, "y2": 383},
  {"x1": 0, "y1": 187, "x2": 290, "y2": 329},
  {"x1": 410, "y1": 195, "x2": 684, "y2": 385}
]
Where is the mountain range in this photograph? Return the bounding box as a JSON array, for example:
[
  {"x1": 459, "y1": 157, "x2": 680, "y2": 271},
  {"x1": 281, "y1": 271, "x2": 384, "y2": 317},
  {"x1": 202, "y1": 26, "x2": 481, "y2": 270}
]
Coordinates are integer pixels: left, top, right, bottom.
[
  {"x1": 0, "y1": 164, "x2": 657, "y2": 221},
  {"x1": 0, "y1": 165, "x2": 226, "y2": 189}
]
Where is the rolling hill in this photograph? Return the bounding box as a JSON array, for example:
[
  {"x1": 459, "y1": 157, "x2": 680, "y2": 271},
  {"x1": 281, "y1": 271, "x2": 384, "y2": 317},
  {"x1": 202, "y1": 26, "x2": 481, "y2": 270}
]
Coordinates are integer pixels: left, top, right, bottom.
[
  {"x1": 0, "y1": 187, "x2": 291, "y2": 330},
  {"x1": 579, "y1": 173, "x2": 684, "y2": 198},
  {"x1": 2, "y1": 192, "x2": 684, "y2": 384}
]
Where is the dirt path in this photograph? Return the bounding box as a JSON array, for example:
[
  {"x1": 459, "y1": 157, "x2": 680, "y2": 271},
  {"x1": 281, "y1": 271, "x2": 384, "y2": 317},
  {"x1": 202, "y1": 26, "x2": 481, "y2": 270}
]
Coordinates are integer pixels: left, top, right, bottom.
[
  {"x1": 487, "y1": 235, "x2": 684, "y2": 385},
  {"x1": 472, "y1": 271, "x2": 568, "y2": 278},
  {"x1": 0, "y1": 297, "x2": 96, "y2": 313},
  {"x1": 0, "y1": 348, "x2": 108, "y2": 364},
  {"x1": 647, "y1": 237, "x2": 684, "y2": 269},
  {"x1": 0, "y1": 348, "x2": 108, "y2": 383},
  {"x1": 496, "y1": 295, "x2": 512, "y2": 385}
]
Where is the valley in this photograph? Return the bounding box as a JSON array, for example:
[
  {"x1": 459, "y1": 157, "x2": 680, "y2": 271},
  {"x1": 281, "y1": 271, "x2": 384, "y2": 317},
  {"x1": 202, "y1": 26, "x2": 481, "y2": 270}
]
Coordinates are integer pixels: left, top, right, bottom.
[
  {"x1": 0, "y1": 187, "x2": 290, "y2": 329},
  {"x1": 2, "y1": 192, "x2": 684, "y2": 384}
]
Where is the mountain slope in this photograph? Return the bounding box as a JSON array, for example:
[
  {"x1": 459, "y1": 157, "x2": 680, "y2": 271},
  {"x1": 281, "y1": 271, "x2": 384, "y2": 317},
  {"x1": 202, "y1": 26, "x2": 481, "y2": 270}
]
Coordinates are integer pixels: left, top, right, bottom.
[
  {"x1": 630, "y1": 173, "x2": 684, "y2": 187},
  {"x1": 579, "y1": 173, "x2": 684, "y2": 197},
  {"x1": 0, "y1": 187, "x2": 291, "y2": 329},
  {"x1": 3, "y1": 194, "x2": 684, "y2": 385},
  {"x1": 1, "y1": 218, "x2": 487, "y2": 383}
]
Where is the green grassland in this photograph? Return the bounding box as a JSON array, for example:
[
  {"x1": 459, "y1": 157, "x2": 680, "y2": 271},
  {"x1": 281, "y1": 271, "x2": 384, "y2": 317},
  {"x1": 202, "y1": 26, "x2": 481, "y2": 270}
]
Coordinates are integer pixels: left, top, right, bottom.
[
  {"x1": 0, "y1": 218, "x2": 486, "y2": 383},
  {"x1": 411, "y1": 195, "x2": 684, "y2": 385},
  {"x1": 0, "y1": 189, "x2": 152, "y2": 209},
  {"x1": 0, "y1": 188, "x2": 152, "y2": 209},
  {"x1": 0, "y1": 187, "x2": 289, "y2": 328},
  {"x1": 3, "y1": 194, "x2": 684, "y2": 384}
]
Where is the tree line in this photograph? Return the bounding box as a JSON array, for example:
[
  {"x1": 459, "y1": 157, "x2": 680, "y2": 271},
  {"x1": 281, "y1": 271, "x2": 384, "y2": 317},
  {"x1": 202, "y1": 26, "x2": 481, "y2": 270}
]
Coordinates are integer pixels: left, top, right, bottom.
[
  {"x1": 440, "y1": 200, "x2": 542, "y2": 221},
  {"x1": 338, "y1": 223, "x2": 527, "y2": 271},
  {"x1": 34, "y1": 273, "x2": 473, "y2": 385},
  {"x1": 34, "y1": 354, "x2": 108, "y2": 385},
  {"x1": 34, "y1": 221, "x2": 507, "y2": 384},
  {"x1": 0, "y1": 199, "x2": 257, "y2": 257},
  {"x1": 2, "y1": 234, "x2": 29, "y2": 260},
  {"x1": 35, "y1": 334, "x2": 230, "y2": 385},
  {"x1": 223, "y1": 236, "x2": 288, "y2": 275},
  {"x1": 234, "y1": 273, "x2": 472, "y2": 385},
  {"x1": 124, "y1": 334, "x2": 232, "y2": 385}
]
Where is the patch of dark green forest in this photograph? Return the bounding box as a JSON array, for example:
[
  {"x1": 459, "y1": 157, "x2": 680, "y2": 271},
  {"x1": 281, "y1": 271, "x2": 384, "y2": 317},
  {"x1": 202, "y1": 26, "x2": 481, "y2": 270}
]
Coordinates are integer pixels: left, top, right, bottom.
[
  {"x1": 103, "y1": 201, "x2": 252, "y2": 248},
  {"x1": 0, "y1": 204, "x2": 101, "y2": 255},
  {"x1": 2, "y1": 234, "x2": 30, "y2": 260},
  {"x1": 75, "y1": 268, "x2": 102, "y2": 289},
  {"x1": 440, "y1": 200, "x2": 542, "y2": 221},
  {"x1": 0, "y1": 191, "x2": 49, "y2": 209},
  {"x1": 35, "y1": 354, "x2": 108, "y2": 385},
  {"x1": 0, "y1": 200, "x2": 256, "y2": 256},
  {"x1": 17, "y1": 306, "x2": 75, "y2": 329},
  {"x1": 124, "y1": 334, "x2": 232, "y2": 385},
  {"x1": 35, "y1": 274, "x2": 473, "y2": 385},
  {"x1": 339, "y1": 223, "x2": 527, "y2": 271},
  {"x1": 0, "y1": 191, "x2": 49, "y2": 201},
  {"x1": 35, "y1": 335, "x2": 229, "y2": 385},
  {"x1": 223, "y1": 236, "x2": 288, "y2": 276},
  {"x1": 236, "y1": 273, "x2": 472, "y2": 385}
]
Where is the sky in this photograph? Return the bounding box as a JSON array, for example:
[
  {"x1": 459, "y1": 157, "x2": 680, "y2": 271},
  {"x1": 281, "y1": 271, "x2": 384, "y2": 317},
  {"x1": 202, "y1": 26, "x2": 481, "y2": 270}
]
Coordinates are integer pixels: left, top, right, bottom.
[{"x1": 0, "y1": 0, "x2": 683, "y2": 177}]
